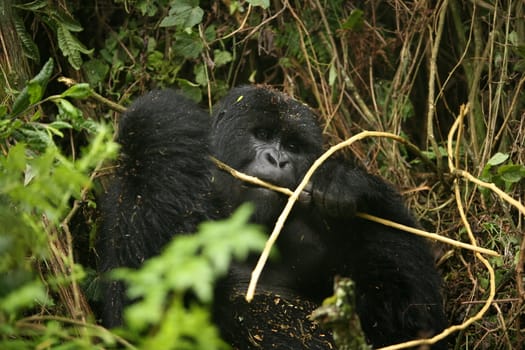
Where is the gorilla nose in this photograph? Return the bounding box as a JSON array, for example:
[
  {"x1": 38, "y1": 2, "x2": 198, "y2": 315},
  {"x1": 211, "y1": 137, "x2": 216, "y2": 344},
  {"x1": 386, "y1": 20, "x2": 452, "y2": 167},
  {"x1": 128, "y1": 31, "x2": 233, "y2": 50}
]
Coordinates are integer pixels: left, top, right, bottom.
[
  {"x1": 246, "y1": 149, "x2": 294, "y2": 187},
  {"x1": 264, "y1": 150, "x2": 289, "y2": 168}
]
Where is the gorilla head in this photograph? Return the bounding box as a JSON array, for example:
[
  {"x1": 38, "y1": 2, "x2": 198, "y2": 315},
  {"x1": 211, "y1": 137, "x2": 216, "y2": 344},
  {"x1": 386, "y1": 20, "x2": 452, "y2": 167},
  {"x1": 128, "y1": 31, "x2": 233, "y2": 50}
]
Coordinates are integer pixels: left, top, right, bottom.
[{"x1": 209, "y1": 86, "x2": 323, "y2": 224}]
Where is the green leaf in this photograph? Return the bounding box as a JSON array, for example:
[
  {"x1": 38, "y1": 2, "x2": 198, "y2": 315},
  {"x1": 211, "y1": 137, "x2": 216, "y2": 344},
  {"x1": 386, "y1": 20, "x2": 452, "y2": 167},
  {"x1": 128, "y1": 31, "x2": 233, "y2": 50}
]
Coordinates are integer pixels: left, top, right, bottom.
[
  {"x1": 53, "y1": 9, "x2": 84, "y2": 32},
  {"x1": 13, "y1": 0, "x2": 47, "y2": 11},
  {"x1": 160, "y1": 0, "x2": 203, "y2": 29},
  {"x1": 182, "y1": 6, "x2": 204, "y2": 28},
  {"x1": 57, "y1": 24, "x2": 93, "y2": 70},
  {"x1": 47, "y1": 121, "x2": 73, "y2": 136},
  {"x1": 498, "y1": 164, "x2": 525, "y2": 183},
  {"x1": 14, "y1": 15, "x2": 40, "y2": 61},
  {"x1": 137, "y1": 1, "x2": 159, "y2": 16},
  {"x1": 10, "y1": 58, "x2": 54, "y2": 116},
  {"x1": 213, "y1": 50, "x2": 233, "y2": 67},
  {"x1": 3, "y1": 143, "x2": 27, "y2": 173},
  {"x1": 487, "y1": 152, "x2": 509, "y2": 166},
  {"x1": 29, "y1": 56, "x2": 53, "y2": 86},
  {"x1": 246, "y1": 0, "x2": 270, "y2": 9},
  {"x1": 342, "y1": 9, "x2": 364, "y2": 30},
  {"x1": 0, "y1": 280, "x2": 49, "y2": 314},
  {"x1": 18, "y1": 128, "x2": 52, "y2": 149},
  {"x1": 29, "y1": 110, "x2": 42, "y2": 122},
  {"x1": 27, "y1": 81, "x2": 44, "y2": 105},
  {"x1": 193, "y1": 65, "x2": 208, "y2": 86},
  {"x1": 57, "y1": 25, "x2": 82, "y2": 69},
  {"x1": 204, "y1": 25, "x2": 216, "y2": 41},
  {"x1": 170, "y1": 0, "x2": 200, "y2": 11},
  {"x1": 178, "y1": 79, "x2": 202, "y2": 102},
  {"x1": 173, "y1": 32, "x2": 204, "y2": 59},
  {"x1": 82, "y1": 59, "x2": 110, "y2": 86},
  {"x1": 61, "y1": 83, "x2": 92, "y2": 99},
  {"x1": 159, "y1": 15, "x2": 177, "y2": 28},
  {"x1": 56, "y1": 99, "x2": 80, "y2": 118},
  {"x1": 24, "y1": 163, "x2": 36, "y2": 186}
]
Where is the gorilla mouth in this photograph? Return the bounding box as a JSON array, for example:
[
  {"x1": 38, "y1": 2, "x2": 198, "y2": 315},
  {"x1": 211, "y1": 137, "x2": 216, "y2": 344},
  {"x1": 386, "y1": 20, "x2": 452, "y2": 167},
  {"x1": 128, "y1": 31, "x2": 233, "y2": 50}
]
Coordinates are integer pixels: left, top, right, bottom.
[
  {"x1": 241, "y1": 183, "x2": 283, "y2": 197},
  {"x1": 240, "y1": 178, "x2": 292, "y2": 196},
  {"x1": 240, "y1": 182, "x2": 312, "y2": 205},
  {"x1": 239, "y1": 170, "x2": 296, "y2": 191}
]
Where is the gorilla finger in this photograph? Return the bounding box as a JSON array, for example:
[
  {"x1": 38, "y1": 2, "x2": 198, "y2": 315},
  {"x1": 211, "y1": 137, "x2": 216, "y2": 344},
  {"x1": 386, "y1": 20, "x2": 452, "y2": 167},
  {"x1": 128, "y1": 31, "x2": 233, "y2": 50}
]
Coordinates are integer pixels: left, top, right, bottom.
[{"x1": 298, "y1": 190, "x2": 312, "y2": 204}]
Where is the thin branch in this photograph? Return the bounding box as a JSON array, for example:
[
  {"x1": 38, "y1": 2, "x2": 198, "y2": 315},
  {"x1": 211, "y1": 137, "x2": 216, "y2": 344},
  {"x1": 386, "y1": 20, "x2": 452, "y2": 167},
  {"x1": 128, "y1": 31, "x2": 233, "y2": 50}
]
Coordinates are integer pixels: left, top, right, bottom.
[
  {"x1": 356, "y1": 213, "x2": 498, "y2": 257},
  {"x1": 212, "y1": 157, "x2": 293, "y2": 197},
  {"x1": 57, "y1": 77, "x2": 126, "y2": 113},
  {"x1": 426, "y1": 0, "x2": 449, "y2": 175},
  {"x1": 88, "y1": 90, "x2": 127, "y2": 114}
]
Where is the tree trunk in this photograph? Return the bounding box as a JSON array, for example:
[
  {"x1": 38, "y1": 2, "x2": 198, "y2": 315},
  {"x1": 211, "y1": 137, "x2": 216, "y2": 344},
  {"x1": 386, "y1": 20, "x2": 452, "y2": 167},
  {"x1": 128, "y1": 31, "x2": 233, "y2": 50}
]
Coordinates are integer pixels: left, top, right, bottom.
[{"x1": 0, "y1": 0, "x2": 31, "y2": 103}]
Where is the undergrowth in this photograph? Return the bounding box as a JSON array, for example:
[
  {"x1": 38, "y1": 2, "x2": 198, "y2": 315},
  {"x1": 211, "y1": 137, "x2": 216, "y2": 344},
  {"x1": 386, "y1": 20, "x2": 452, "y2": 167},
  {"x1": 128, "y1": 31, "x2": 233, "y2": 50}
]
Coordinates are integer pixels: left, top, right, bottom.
[{"x1": 1, "y1": 0, "x2": 523, "y2": 349}]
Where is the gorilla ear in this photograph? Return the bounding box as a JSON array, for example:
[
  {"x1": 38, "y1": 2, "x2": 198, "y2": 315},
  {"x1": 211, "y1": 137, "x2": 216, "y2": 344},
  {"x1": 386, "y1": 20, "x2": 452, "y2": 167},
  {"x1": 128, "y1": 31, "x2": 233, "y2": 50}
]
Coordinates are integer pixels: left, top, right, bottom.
[
  {"x1": 212, "y1": 109, "x2": 230, "y2": 132},
  {"x1": 216, "y1": 110, "x2": 226, "y2": 121}
]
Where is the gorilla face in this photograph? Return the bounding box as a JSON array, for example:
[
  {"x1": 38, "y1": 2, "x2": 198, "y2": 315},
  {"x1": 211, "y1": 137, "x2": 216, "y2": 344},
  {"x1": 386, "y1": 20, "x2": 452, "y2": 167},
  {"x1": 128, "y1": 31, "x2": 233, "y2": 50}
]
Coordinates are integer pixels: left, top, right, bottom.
[
  {"x1": 245, "y1": 126, "x2": 300, "y2": 189},
  {"x1": 210, "y1": 86, "x2": 323, "y2": 224}
]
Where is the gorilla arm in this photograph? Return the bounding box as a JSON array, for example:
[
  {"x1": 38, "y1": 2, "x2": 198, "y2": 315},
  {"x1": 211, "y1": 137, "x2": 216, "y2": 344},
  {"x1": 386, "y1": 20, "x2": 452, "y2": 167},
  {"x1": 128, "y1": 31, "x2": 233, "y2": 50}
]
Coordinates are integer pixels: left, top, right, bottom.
[
  {"x1": 307, "y1": 159, "x2": 448, "y2": 348},
  {"x1": 309, "y1": 158, "x2": 416, "y2": 226}
]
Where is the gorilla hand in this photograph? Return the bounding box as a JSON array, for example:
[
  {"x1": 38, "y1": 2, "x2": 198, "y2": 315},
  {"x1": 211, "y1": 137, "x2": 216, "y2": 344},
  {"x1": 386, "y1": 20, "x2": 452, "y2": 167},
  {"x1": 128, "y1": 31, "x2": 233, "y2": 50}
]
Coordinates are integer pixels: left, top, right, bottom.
[{"x1": 307, "y1": 160, "x2": 366, "y2": 219}]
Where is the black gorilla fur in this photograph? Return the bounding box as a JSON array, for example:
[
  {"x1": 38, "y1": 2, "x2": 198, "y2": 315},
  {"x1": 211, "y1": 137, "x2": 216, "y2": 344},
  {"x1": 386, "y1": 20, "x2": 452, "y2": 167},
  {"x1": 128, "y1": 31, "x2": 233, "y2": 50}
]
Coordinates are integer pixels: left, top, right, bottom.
[{"x1": 97, "y1": 86, "x2": 447, "y2": 349}]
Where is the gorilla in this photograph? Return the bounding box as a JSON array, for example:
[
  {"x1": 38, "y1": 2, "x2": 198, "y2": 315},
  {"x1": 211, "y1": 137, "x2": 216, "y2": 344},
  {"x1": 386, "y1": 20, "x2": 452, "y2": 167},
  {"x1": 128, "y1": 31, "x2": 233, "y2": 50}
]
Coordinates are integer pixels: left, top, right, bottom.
[{"x1": 96, "y1": 85, "x2": 447, "y2": 349}]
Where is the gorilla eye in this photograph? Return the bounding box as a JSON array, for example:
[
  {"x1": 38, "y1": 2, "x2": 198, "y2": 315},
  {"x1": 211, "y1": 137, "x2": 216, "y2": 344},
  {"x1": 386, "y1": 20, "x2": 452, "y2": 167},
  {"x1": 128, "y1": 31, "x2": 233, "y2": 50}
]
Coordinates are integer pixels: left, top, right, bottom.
[
  {"x1": 284, "y1": 139, "x2": 301, "y2": 152},
  {"x1": 254, "y1": 128, "x2": 272, "y2": 141}
]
